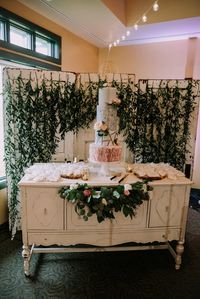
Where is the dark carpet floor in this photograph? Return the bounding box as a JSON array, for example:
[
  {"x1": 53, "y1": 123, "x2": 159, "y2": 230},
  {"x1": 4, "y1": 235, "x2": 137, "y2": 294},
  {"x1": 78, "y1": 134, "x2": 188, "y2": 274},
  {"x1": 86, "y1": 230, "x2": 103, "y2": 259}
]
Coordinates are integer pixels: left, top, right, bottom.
[{"x1": 0, "y1": 207, "x2": 200, "y2": 299}]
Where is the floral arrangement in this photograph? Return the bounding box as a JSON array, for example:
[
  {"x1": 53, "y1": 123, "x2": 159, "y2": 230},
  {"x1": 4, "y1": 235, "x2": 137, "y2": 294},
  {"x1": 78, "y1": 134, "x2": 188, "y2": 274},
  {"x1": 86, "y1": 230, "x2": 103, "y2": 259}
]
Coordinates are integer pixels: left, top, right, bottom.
[
  {"x1": 94, "y1": 121, "x2": 119, "y2": 145},
  {"x1": 94, "y1": 121, "x2": 109, "y2": 137},
  {"x1": 59, "y1": 181, "x2": 151, "y2": 223}
]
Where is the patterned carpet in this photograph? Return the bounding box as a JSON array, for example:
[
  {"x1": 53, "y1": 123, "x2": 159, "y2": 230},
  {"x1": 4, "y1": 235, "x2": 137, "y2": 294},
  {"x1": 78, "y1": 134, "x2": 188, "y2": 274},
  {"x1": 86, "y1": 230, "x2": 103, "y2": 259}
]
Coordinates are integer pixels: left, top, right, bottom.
[{"x1": 0, "y1": 208, "x2": 200, "y2": 299}]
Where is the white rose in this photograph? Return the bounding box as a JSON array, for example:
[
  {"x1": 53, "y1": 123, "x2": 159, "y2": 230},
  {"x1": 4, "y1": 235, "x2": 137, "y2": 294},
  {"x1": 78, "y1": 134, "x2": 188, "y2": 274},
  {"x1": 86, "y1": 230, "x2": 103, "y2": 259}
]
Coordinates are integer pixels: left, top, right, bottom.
[
  {"x1": 93, "y1": 191, "x2": 101, "y2": 198},
  {"x1": 70, "y1": 183, "x2": 79, "y2": 190},
  {"x1": 124, "y1": 184, "x2": 132, "y2": 191}
]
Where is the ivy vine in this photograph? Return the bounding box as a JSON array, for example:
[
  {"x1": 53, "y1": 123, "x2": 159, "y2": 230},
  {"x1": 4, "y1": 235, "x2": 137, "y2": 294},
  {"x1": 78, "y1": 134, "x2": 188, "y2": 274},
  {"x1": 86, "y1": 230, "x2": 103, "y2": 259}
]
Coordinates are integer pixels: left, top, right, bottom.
[{"x1": 122, "y1": 80, "x2": 197, "y2": 170}]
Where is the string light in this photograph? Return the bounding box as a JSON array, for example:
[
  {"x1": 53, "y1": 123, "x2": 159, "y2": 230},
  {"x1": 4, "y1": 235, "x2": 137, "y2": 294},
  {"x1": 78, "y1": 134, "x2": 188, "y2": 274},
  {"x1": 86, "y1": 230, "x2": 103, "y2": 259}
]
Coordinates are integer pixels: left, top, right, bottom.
[
  {"x1": 153, "y1": 1, "x2": 159, "y2": 11},
  {"x1": 142, "y1": 15, "x2": 147, "y2": 23},
  {"x1": 108, "y1": 0, "x2": 160, "y2": 48}
]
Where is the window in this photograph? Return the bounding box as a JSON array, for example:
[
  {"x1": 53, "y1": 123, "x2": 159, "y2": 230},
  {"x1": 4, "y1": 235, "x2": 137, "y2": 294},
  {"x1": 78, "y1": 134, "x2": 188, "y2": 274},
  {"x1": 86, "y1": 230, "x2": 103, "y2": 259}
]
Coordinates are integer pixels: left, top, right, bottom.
[
  {"x1": 36, "y1": 35, "x2": 51, "y2": 56},
  {"x1": 10, "y1": 25, "x2": 31, "y2": 49},
  {"x1": 0, "y1": 8, "x2": 61, "y2": 67},
  {"x1": 0, "y1": 21, "x2": 4, "y2": 40}
]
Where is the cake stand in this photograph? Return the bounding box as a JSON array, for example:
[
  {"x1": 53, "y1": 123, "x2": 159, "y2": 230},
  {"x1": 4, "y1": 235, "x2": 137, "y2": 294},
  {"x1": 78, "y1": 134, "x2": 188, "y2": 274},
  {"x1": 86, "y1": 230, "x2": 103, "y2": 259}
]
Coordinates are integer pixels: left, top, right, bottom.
[{"x1": 88, "y1": 160, "x2": 125, "y2": 177}]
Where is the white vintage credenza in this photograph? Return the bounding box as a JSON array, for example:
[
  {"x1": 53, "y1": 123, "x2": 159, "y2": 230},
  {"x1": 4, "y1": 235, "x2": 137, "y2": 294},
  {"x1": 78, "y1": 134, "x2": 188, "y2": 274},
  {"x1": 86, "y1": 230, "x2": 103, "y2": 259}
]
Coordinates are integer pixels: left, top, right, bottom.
[{"x1": 19, "y1": 163, "x2": 192, "y2": 276}]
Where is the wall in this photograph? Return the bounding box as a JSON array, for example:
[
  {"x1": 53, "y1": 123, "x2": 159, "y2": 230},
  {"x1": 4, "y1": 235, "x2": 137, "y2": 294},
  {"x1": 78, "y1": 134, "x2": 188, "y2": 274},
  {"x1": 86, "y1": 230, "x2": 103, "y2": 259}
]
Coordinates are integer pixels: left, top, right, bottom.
[
  {"x1": 193, "y1": 104, "x2": 200, "y2": 188},
  {"x1": 99, "y1": 38, "x2": 200, "y2": 80},
  {"x1": 0, "y1": 0, "x2": 98, "y2": 73},
  {"x1": 0, "y1": 189, "x2": 8, "y2": 225}
]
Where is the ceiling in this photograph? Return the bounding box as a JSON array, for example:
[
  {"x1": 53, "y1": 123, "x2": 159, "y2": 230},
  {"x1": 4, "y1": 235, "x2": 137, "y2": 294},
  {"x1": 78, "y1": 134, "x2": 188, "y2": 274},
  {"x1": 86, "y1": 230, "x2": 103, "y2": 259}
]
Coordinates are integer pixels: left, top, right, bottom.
[{"x1": 18, "y1": 0, "x2": 200, "y2": 48}]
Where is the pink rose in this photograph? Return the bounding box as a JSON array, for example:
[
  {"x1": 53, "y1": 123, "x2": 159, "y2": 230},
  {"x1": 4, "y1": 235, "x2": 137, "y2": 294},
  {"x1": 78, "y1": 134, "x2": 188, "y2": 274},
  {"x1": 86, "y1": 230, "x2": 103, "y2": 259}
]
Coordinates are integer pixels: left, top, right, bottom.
[
  {"x1": 124, "y1": 190, "x2": 130, "y2": 196},
  {"x1": 112, "y1": 98, "x2": 121, "y2": 105},
  {"x1": 100, "y1": 123, "x2": 108, "y2": 131},
  {"x1": 83, "y1": 189, "x2": 92, "y2": 197}
]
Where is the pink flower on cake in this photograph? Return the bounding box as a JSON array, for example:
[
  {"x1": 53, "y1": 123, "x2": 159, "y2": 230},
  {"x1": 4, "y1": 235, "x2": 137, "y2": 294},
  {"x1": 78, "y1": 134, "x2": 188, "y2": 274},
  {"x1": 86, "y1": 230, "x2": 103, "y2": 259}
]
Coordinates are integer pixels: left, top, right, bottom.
[
  {"x1": 101, "y1": 123, "x2": 108, "y2": 131},
  {"x1": 94, "y1": 121, "x2": 108, "y2": 132},
  {"x1": 83, "y1": 189, "x2": 92, "y2": 197},
  {"x1": 94, "y1": 121, "x2": 109, "y2": 137},
  {"x1": 111, "y1": 98, "x2": 121, "y2": 105}
]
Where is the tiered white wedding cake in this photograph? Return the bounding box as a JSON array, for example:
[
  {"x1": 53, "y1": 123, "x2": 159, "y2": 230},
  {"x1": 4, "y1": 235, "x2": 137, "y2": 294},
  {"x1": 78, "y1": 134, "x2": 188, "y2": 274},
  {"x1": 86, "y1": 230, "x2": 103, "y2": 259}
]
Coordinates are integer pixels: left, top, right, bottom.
[{"x1": 89, "y1": 87, "x2": 122, "y2": 162}]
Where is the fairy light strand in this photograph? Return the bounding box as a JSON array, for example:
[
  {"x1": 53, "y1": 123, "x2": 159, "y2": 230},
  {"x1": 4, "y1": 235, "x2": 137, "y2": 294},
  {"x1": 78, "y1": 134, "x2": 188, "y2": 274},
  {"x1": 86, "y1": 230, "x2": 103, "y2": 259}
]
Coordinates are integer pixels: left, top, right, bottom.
[{"x1": 109, "y1": 0, "x2": 159, "y2": 48}]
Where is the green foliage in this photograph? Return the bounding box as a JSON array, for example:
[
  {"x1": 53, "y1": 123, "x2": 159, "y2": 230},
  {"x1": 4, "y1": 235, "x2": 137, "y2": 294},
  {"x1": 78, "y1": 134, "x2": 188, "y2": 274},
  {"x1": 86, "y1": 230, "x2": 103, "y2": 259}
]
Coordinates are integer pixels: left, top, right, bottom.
[
  {"x1": 4, "y1": 71, "x2": 197, "y2": 235},
  {"x1": 3, "y1": 73, "x2": 99, "y2": 233},
  {"x1": 58, "y1": 80, "x2": 99, "y2": 136},
  {"x1": 59, "y1": 182, "x2": 150, "y2": 223},
  {"x1": 122, "y1": 80, "x2": 197, "y2": 170}
]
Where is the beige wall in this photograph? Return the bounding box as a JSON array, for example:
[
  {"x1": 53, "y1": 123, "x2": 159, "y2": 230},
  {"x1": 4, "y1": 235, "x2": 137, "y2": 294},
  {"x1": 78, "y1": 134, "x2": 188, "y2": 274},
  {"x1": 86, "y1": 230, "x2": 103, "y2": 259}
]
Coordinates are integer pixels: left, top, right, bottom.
[
  {"x1": 0, "y1": 0, "x2": 98, "y2": 72},
  {"x1": 0, "y1": 189, "x2": 8, "y2": 225},
  {"x1": 99, "y1": 38, "x2": 200, "y2": 80},
  {"x1": 193, "y1": 104, "x2": 200, "y2": 188}
]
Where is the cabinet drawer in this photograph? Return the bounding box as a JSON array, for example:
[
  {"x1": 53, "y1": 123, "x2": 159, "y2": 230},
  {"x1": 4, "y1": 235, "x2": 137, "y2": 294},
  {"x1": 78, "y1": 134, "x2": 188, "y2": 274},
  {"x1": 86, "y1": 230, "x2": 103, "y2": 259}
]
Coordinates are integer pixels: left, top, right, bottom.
[
  {"x1": 26, "y1": 187, "x2": 64, "y2": 230},
  {"x1": 149, "y1": 185, "x2": 186, "y2": 227}
]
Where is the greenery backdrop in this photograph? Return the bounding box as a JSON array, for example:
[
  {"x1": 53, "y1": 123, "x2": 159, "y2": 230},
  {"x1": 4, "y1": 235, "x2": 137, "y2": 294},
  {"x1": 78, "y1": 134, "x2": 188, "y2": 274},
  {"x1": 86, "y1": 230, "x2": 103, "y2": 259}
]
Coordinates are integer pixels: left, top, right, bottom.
[{"x1": 3, "y1": 69, "x2": 198, "y2": 236}]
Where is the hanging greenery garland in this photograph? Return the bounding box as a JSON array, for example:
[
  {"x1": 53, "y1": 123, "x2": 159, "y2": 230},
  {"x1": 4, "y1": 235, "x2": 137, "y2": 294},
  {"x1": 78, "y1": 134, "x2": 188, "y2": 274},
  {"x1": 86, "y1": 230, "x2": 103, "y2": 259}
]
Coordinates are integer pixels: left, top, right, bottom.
[
  {"x1": 123, "y1": 79, "x2": 197, "y2": 170},
  {"x1": 3, "y1": 69, "x2": 198, "y2": 236},
  {"x1": 4, "y1": 72, "x2": 64, "y2": 234}
]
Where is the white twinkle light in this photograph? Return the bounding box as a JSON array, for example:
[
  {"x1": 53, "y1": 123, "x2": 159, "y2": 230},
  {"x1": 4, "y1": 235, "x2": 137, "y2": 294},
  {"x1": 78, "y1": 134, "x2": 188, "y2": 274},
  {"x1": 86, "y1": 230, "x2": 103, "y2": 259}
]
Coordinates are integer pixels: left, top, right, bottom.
[
  {"x1": 153, "y1": 1, "x2": 159, "y2": 11},
  {"x1": 109, "y1": 1, "x2": 160, "y2": 48},
  {"x1": 142, "y1": 15, "x2": 147, "y2": 23}
]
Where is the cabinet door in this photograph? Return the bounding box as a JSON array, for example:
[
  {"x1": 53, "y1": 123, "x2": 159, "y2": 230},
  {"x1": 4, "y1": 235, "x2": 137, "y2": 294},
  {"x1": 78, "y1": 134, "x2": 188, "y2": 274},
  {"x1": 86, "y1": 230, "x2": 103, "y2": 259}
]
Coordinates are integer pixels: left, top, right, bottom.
[
  {"x1": 66, "y1": 202, "x2": 109, "y2": 230},
  {"x1": 149, "y1": 185, "x2": 187, "y2": 227},
  {"x1": 112, "y1": 201, "x2": 148, "y2": 229},
  {"x1": 26, "y1": 187, "x2": 64, "y2": 230}
]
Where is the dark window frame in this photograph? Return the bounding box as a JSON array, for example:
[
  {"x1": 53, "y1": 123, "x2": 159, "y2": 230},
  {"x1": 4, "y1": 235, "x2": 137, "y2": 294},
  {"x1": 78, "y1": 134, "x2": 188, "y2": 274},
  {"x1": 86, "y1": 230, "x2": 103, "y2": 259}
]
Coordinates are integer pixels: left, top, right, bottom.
[{"x1": 0, "y1": 7, "x2": 61, "y2": 67}]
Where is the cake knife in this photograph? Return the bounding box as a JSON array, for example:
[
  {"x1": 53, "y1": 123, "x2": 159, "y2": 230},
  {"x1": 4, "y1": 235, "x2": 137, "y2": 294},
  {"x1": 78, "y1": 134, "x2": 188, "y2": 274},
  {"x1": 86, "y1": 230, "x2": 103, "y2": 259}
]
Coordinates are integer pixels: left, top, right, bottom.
[
  {"x1": 118, "y1": 173, "x2": 129, "y2": 183},
  {"x1": 110, "y1": 175, "x2": 117, "y2": 180}
]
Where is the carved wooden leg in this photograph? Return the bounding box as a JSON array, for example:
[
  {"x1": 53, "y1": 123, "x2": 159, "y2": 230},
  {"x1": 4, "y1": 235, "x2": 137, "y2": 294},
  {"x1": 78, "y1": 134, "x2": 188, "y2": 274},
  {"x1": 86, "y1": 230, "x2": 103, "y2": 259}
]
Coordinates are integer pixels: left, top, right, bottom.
[
  {"x1": 22, "y1": 245, "x2": 30, "y2": 276},
  {"x1": 175, "y1": 240, "x2": 184, "y2": 270}
]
